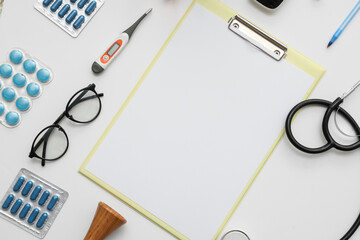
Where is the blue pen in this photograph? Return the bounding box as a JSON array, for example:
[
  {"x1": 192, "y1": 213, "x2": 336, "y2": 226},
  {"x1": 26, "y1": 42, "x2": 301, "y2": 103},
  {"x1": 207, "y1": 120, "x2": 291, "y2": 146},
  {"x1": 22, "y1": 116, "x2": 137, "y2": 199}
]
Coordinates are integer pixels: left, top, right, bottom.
[{"x1": 328, "y1": 1, "x2": 360, "y2": 48}]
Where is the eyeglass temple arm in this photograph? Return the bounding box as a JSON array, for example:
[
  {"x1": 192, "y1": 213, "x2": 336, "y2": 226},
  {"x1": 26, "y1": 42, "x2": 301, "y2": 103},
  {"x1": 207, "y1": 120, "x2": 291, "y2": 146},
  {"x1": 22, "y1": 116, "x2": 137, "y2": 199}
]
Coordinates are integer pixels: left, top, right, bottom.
[
  {"x1": 41, "y1": 133, "x2": 49, "y2": 166},
  {"x1": 67, "y1": 93, "x2": 104, "y2": 112},
  {"x1": 31, "y1": 125, "x2": 54, "y2": 166},
  {"x1": 32, "y1": 112, "x2": 65, "y2": 150},
  {"x1": 51, "y1": 92, "x2": 103, "y2": 125},
  {"x1": 34, "y1": 90, "x2": 104, "y2": 162},
  {"x1": 33, "y1": 90, "x2": 98, "y2": 147},
  {"x1": 32, "y1": 92, "x2": 104, "y2": 160}
]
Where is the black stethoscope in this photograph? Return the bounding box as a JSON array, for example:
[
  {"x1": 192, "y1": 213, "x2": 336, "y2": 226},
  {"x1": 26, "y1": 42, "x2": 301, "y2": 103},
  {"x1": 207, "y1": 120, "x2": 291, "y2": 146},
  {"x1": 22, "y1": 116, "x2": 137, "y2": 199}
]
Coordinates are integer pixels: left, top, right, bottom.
[{"x1": 285, "y1": 81, "x2": 360, "y2": 240}]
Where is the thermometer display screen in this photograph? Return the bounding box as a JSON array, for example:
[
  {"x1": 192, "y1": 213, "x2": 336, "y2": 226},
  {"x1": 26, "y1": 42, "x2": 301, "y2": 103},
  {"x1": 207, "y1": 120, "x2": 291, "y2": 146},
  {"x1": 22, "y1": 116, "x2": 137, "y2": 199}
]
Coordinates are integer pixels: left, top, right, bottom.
[{"x1": 107, "y1": 43, "x2": 120, "y2": 56}]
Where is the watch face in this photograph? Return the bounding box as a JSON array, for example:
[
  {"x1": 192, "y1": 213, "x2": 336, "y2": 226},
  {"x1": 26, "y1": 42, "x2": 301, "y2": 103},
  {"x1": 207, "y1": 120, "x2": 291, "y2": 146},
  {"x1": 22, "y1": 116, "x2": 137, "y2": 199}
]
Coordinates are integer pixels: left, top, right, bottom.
[
  {"x1": 256, "y1": 0, "x2": 284, "y2": 9},
  {"x1": 222, "y1": 230, "x2": 250, "y2": 240}
]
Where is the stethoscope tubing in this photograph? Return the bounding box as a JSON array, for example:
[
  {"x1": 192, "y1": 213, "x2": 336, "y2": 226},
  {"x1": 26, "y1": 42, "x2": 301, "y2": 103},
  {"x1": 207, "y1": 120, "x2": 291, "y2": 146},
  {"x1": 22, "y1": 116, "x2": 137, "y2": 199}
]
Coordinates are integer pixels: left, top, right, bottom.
[
  {"x1": 285, "y1": 97, "x2": 360, "y2": 240},
  {"x1": 285, "y1": 98, "x2": 360, "y2": 154}
]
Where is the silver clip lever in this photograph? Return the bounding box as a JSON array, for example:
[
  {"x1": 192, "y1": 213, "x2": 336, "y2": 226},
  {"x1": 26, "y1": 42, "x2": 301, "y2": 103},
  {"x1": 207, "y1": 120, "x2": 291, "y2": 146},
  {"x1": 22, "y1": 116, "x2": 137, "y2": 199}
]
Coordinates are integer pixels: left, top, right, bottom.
[{"x1": 228, "y1": 15, "x2": 287, "y2": 61}]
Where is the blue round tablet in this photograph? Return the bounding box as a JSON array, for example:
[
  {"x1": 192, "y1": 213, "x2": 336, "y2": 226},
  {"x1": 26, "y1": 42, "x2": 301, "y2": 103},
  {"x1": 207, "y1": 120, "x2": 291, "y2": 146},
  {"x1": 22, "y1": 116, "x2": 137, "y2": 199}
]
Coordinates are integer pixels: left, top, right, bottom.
[
  {"x1": 26, "y1": 82, "x2": 41, "y2": 97},
  {"x1": 9, "y1": 50, "x2": 23, "y2": 64},
  {"x1": 36, "y1": 69, "x2": 51, "y2": 83},
  {"x1": 13, "y1": 73, "x2": 27, "y2": 87},
  {"x1": 0, "y1": 102, "x2": 4, "y2": 115},
  {"x1": 0, "y1": 64, "x2": 13, "y2": 78},
  {"x1": 16, "y1": 97, "x2": 30, "y2": 111},
  {"x1": 2, "y1": 87, "x2": 16, "y2": 101},
  {"x1": 23, "y1": 59, "x2": 37, "y2": 73},
  {"x1": 5, "y1": 111, "x2": 20, "y2": 126}
]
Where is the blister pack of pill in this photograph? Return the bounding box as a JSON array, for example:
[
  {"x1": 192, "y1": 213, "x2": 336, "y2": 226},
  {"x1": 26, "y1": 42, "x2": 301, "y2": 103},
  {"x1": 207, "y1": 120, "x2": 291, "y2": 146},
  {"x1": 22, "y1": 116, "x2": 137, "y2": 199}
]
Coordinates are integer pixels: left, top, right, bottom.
[
  {"x1": 0, "y1": 48, "x2": 53, "y2": 128},
  {"x1": 34, "y1": 0, "x2": 104, "y2": 38},
  {"x1": 0, "y1": 168, "x2": 68, "y2": 239}
]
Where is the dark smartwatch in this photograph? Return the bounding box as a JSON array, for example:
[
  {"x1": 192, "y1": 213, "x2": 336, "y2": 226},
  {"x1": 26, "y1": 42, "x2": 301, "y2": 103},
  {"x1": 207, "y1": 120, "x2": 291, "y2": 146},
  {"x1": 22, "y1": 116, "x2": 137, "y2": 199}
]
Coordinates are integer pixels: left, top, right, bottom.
[{"x1": 256, "y1": 0, "x2": 284, "y2": 9}]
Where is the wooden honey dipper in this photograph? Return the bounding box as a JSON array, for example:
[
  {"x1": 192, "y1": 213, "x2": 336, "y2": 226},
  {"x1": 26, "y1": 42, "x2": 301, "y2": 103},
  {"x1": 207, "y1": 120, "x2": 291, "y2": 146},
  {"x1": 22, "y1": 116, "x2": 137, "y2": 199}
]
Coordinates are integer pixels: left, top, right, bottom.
[{"x1": 84, "y1": 202, "x2": 127, "y2": 240}]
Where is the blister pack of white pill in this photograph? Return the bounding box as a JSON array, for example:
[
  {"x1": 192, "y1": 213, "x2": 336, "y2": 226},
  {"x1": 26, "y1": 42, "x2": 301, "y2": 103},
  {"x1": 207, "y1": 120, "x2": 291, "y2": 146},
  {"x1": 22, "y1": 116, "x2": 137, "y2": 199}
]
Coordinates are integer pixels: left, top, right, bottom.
[
  {"x1": 0, "y1": 168, "x2": 68, "y2": 239},
  {"x1": 34, "y1": 0, "x2": 104, "y2": 38},
  {"x1": 0, "y1": 48, "x2": 53, "y2": 128}
]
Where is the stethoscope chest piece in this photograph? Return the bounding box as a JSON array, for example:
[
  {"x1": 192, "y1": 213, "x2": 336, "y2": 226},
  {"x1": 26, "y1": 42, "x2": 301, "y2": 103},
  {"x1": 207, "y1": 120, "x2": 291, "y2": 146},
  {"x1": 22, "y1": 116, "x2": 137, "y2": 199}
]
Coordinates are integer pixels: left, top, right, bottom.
[{"x1": 222, "y1": 230, "x2": 250, "y2": 240}]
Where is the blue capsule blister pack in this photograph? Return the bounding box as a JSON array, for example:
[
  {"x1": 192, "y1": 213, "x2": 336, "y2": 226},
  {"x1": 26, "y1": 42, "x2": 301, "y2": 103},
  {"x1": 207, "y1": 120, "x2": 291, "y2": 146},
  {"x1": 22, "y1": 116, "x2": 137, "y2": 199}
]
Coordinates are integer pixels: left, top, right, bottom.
[
  {"x1": 34, "y1": 0, "x2": 104, "y2": 37},
  {"x1": 0, "y1": 168, "x2": 68, "y2": 239},
  {"x1": 0, "y1": 48, "x2": 53, "y2": 128}
]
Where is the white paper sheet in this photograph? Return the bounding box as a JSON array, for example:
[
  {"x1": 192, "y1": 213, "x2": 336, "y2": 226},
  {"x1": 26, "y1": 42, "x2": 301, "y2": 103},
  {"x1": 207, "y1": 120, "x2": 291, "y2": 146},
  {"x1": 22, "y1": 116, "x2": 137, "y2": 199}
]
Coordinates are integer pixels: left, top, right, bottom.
[{"x1": 85, "y1": 4, "x2": 314, "y2": 239}]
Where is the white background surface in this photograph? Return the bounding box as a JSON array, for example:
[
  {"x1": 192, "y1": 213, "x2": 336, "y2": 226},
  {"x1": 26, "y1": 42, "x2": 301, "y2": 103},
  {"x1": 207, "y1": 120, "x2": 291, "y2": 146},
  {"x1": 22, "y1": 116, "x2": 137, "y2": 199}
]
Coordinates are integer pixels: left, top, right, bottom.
[{"x1": 1, "y1": 0, "x2": 360, "y2": 240}]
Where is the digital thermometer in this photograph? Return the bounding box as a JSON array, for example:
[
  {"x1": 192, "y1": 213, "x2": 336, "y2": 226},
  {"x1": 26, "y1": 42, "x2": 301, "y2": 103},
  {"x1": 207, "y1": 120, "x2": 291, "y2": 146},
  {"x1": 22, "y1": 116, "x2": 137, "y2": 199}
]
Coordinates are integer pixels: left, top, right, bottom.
[{"x1": 92, "y1": 8, "x2": 152, "y2": 74}]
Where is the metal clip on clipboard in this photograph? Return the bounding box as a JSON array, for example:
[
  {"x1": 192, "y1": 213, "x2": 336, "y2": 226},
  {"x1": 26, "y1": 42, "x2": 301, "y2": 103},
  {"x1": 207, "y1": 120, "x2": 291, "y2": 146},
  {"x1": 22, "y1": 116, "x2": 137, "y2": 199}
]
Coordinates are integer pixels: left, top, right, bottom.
[{"x1": 228, "y1": 15, "x2": 287, "y2": 61}]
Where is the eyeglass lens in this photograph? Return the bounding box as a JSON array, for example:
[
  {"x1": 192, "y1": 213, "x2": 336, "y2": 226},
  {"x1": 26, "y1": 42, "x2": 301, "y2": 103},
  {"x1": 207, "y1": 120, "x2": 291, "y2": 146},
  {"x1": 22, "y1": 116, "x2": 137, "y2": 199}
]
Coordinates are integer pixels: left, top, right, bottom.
[
  {"x1": 67, "y1": 89, "x2": 101, "y2": 123},
  {"x1": 33, "y1": 126, "x2": 68, "y2": 161}
]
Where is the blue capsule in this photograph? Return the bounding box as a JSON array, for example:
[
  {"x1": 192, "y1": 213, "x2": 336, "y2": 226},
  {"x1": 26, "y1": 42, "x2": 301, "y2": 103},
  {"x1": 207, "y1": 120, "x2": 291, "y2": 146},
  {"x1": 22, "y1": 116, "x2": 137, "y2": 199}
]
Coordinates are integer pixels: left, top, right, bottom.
[
  {"x1": 9, "y1": 50, "x2": 23, "y2": 64},
  {"x1": 21, "y1": 181, "x2": 34, "y2": 196},
  {"x1": 27, "y1": 82, "x2": 41, "y2": 97},
  {"x1": 66, "y1": 9, "x2": 77, "y2": 24},
  {"x1": 2, "y1": 194, "x2": 14, "y2": 209},
  {"x1": 0, "y1": 64, "x2": 13, "y2": 78},
  {"x1": 47, "y1": 195, "x2": 59, "y2": 211},
  {"x1": 77, "y1": 0, "x2": 89, "y2": 9},
  {"x1": 5, "y1": 111, "x2": 20, "y2": 126},
  {"x1": 85, "y1": 1, "x2": 96, "y2": 15},
  {"x1": 28, "y1": 208, "x2": 40, "y2": 224},
  {"x1": 50, "y1": 0, "x2": 63, "y2": 12},
  {"x1": 73, "y1": 15, "x2": 85, "y2": 29},
  {"x1": 19, "y1": 203, "x2": 31, "y2": 219},
  {"x1": 21, "y1": 181, "x2": 32, "y2": 194},
  {"x1": 23, "y1": 59, "x2": 37, "y2": 73},
  {"x1": 13, "y1": 73, "x2": 27, "y2": 87},
  {"x1": 43, "y1": 0, "x2": 54, "y2": 7},
  {"x1": 0, "y1": 102, "x2": 4, "y2": 116},
  {"x1": 10, "y1": 199, "x2": 22, "y2": 214},
  {"x1": 16, "y1": 97, "x2": 30, "y2": 111},
  {"x1": 36, "y1": 213, "x2": 48, "y2": 228},
  {"x1": 30, "y1": 186, "x2": 42, "y2": 201},
  {"x1": 39, "y1": 190, "x2": 50, "y2": 206},
  {"x1": 70, "y1": 0, "x2": 77, "y2": 2},
  {"x1": 36, "y1": 69, "x2": 51, "y2": 83},
  {"x1": 13, "y1": 176, "x2": 25, "y2": 192},
  {"x1": 2, "y1": 87, "x2": 16, "y2": 102},
  {"x1": 58, "y1": 4, "x2": 70, "y2": 18}
]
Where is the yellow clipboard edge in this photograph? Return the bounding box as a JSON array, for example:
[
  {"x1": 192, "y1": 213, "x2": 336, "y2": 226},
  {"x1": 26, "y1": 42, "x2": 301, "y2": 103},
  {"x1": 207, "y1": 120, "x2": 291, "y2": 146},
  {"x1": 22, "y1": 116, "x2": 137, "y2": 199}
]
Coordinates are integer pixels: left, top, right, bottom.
[
  {"x1": 197, "y1": 0, "x2": 326, "y2": 80},
  {"x1": 286, "y1": 47, "x2": 326, "y2": 91},
  {"x1": 195, "y1": 0, "x2": 326, "y2": 239},
  {"x1": 79, "y1": 168, "x2": 188, "y2": 239},
  {"x1": 79, "y1": 0, "x2": 326, "y2": 240},
  {"x1": 212, "y1": 68, "x2": 325, "y2": 240},
  {"x1": 79, "y1": 1, "x2": 198, "y2": 239},
  {"x1": 211, "y1": 53, "x2": 324, "y2": 239},
  {"x1": 213, "y1": 49, "x2": 325, "y2": 240},
  {"x1": 79, "y1": 0, "x2": 196, "y2": 172}
]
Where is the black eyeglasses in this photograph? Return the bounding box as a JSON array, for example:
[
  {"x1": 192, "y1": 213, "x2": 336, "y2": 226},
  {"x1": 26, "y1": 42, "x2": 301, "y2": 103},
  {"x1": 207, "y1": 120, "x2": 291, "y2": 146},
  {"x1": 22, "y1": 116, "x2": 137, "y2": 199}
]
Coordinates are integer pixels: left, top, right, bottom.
[{"x1": 29, "y1": 84, "x2": 104, "y2": 166}]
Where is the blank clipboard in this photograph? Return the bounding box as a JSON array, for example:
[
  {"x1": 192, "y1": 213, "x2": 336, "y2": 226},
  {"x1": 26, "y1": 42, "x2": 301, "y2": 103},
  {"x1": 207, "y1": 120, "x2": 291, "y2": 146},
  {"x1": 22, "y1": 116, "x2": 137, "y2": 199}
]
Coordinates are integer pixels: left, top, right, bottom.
[{"x1": 79, "y1": 0, "x2": 326, "y2": 239}]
